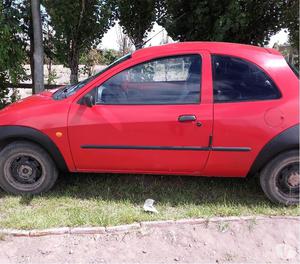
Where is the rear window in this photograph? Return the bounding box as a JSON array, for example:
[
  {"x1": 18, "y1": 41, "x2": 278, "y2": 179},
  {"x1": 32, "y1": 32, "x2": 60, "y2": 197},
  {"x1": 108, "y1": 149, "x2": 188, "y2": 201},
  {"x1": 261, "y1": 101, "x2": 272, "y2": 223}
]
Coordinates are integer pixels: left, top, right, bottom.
[{"x1": 212, "y1": 55, "x2": 281, "y2": 103}]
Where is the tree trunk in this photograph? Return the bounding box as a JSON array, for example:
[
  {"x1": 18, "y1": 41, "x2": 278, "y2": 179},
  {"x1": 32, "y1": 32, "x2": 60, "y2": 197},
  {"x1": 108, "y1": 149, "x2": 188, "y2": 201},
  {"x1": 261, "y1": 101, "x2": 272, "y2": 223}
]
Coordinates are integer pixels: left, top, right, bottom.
[
  {"x1": 69, "y1": 41, "x2": 80, "y2": 84},
  {"x1": 70, "y1": 64, "x2": 79, "y2": 84},
  {"x1": 47, "y1": 59, "x2": 52, "y2": 84},
  {"x1": 69, "y1": 51, "x2": 79, "y2": 84},
  {"x1": 29, "y1": 16, "x2": 35, "y2": 91},
  {"x1": 31, "y1": 0, "x2": 44, "y2": 93},
  {"x1": 68, "y1": 0, "x2": 85, "y2": 84}
]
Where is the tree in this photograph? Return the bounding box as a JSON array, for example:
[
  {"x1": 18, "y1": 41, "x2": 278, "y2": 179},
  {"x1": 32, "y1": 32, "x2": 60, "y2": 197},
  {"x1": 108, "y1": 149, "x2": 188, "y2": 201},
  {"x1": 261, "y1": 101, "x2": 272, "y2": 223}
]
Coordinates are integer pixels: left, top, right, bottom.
[
  {"x1": 116, "y1": 24, "x2": 133, "y2": 55},
  {"x1": 116, "y1": 0, "x2": 156, "y2": 49},
  {"x1": 44, "y1": 0, "x2": 115, "y2": 84},
  {"x1": 16, "y1": 1, "x2": 35, "y2": 90},
  {"x1": 80, "y1": 48, "x2": 120, "y2": 77},
  {"x1": 31, "y1": 0, "x2": 44, "y2": 93},
  {"x1": 158, "y1": 0, "x2": 294, "y2": 46},
  {"x1": 0, "y1": 1, "x2": 26, "y2": 108},
  {"x1": 18, "y1": 1, "x2": 53, "y2": 93},
  {"x1": 282, "y1": 0, "x2": 299, "y2": 49}
]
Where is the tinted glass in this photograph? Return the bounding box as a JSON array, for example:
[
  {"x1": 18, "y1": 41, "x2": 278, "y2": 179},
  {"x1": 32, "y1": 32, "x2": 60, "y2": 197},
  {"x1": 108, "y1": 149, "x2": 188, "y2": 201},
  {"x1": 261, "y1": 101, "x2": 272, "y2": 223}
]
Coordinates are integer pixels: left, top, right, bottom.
[
  {"x1": 212, "y1": 55, "x2": 281, "y2": 102},
  {"x1": 93, "y1": 55, "x2": 201, "y2": 104}
]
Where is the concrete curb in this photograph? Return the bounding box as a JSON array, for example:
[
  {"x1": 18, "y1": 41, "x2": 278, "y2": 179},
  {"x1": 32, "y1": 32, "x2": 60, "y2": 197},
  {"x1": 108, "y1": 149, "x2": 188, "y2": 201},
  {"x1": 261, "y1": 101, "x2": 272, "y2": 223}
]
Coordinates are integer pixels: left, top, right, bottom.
[{"x1": 0, "y1": 216, "x2": 299, "y2": 237}]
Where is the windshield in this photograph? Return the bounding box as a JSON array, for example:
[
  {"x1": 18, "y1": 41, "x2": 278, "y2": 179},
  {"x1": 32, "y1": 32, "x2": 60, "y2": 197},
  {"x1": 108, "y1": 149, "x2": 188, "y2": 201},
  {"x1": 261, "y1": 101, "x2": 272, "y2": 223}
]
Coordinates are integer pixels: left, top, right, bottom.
[{"x1": 53, "y1": 53, "x2": 132, "y2": 100}]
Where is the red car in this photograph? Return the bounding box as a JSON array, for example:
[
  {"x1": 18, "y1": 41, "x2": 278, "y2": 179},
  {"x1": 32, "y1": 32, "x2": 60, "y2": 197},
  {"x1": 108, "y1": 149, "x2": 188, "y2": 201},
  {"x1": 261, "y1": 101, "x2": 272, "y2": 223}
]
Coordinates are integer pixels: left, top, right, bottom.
[{"x1": 0, "y1": 42, "x2": 298, "y2": 204}]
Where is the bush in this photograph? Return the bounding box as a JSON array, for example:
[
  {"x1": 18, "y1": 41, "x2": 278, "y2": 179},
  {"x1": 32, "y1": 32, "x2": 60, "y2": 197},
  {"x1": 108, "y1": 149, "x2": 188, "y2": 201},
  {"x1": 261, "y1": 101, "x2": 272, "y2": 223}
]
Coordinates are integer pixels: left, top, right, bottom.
[{"x1": 0, "y1": 2, "x2": 26, "y2": 109}]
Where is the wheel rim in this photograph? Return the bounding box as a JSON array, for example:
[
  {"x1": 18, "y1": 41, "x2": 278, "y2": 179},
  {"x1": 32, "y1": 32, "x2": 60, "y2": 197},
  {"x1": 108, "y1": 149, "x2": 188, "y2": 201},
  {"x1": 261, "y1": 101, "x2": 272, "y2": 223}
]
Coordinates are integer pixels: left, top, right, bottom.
[
  {"x1": 4, "y1": 153, "x2": 45, "y2": 191},
  {"x1": 276, "y1": 161, "x2": 299, "y2": 199}
]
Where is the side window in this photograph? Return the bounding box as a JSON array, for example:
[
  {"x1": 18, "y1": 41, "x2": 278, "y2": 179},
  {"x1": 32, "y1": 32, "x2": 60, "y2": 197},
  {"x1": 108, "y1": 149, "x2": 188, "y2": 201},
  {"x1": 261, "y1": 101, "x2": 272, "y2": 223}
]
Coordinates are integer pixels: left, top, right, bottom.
[
  {"x1": 212, "y1": 55, "x2": 281, "y2": 103},
  {"x1": 94, "y1": 55, "x2": 201, "y2": 104}
]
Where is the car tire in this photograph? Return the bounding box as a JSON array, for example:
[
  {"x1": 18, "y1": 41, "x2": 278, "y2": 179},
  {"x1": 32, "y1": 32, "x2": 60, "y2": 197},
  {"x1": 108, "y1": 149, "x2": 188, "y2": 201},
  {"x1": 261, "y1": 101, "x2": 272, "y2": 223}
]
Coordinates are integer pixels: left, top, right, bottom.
[
  {"x1": 260, "y1": 150, "x2": 299, "y2": 205},
  {"x1": 0, "y1": 141, "x2": 58, "y2": 195}
]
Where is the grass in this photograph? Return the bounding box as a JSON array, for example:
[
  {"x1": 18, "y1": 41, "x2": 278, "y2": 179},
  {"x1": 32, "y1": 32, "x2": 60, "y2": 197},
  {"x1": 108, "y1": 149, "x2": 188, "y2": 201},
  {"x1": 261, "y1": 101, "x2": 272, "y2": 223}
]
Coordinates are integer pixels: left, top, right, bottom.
[{"x1": 0, "y1": 173, "x2": 298, "y2": 229}]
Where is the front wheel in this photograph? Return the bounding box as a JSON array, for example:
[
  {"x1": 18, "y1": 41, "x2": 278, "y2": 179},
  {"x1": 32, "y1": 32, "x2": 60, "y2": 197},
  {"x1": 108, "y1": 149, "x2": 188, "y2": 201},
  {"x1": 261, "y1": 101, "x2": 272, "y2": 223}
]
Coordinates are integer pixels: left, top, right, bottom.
[
  {"x1": 0, "y1": 141, "x2": 58, "y2": 195},
  {"x1": 260, "y1": 150, "x2": 299, "y2": 205}
]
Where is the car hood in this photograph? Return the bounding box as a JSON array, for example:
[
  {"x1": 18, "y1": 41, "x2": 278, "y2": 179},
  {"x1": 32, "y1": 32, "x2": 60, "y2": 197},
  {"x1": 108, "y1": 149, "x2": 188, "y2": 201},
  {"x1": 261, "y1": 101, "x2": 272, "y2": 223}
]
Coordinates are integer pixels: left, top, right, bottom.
[
  {"x1": 1, "y1": 90, "x2": 56, "y2": 112},
  {"x1": 0, "y1": 89, "x2": 67, "y2": 127}
]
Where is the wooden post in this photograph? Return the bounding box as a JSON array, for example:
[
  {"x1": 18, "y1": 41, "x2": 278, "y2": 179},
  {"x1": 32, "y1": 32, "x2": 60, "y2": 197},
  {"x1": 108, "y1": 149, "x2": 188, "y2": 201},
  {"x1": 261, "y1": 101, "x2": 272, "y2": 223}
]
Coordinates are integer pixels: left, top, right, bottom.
[{"x1": 31, "y1": 0, "x2": 44, "y2": 93}]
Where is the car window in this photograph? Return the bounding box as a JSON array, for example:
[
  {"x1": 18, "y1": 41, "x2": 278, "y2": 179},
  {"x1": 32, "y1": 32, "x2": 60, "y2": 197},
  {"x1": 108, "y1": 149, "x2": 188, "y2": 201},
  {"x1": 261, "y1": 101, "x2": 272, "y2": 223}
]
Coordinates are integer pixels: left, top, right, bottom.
[
  {"x1": 212, "y1": 55, "x2": 281, "y2": 103},
  {"x1": 92, "y1": 55, "x2": 201, "y2": 105}
]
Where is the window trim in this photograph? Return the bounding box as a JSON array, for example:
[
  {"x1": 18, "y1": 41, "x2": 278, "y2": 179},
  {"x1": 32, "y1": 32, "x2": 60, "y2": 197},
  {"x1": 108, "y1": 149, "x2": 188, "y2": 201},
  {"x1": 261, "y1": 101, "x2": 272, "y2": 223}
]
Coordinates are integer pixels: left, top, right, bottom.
[
  {"x1": 211, "y1": 54, "x2": 282, "y2": 104},
  {"x1": 93, "y1": 54, "x2": 203, "y2": 106}
]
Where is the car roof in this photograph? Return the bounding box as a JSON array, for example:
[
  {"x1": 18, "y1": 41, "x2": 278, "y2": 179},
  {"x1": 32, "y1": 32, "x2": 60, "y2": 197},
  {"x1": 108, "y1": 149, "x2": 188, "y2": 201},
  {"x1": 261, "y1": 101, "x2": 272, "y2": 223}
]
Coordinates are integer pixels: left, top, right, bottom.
[{"x1": 132, "y1": 41, "x2": 281, "y2": 59}]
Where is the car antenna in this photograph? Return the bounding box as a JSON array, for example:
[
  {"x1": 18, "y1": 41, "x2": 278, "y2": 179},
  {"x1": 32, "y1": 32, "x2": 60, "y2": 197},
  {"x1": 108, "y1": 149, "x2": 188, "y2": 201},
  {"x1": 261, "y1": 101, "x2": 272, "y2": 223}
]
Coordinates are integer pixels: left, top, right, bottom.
[{"x1": 136, "y1": 12, "x2": 186, "y2": 50}]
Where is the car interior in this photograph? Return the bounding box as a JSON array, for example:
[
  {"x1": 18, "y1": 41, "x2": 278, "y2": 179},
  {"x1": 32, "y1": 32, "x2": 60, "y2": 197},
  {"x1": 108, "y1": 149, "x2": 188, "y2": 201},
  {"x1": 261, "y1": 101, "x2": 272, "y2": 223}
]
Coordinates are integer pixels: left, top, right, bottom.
[
  {"x1": 213, "y1": 56, "x2": 281, "y2": 102},
  {"x1": 94, "y1": 56, "x2": 202, "y2": 105}
]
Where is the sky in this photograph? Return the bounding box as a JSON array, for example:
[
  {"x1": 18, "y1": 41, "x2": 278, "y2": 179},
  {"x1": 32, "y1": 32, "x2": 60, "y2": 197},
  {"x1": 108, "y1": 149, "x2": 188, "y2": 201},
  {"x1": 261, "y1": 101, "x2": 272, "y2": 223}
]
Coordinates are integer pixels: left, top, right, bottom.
[
  {"x1": 101, "y1": 22, "x2": 169, "y2": 50},
  {"x1": 101, "y1": 22, "x2": 289, "y2": 50}
]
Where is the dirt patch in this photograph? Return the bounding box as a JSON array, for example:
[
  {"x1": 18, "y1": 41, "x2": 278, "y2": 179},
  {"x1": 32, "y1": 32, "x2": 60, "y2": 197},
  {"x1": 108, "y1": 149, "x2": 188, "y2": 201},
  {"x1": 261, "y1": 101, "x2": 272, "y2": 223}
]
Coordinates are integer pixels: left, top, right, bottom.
[{"x1": 0, "y1": 217, "x2": 299, "y2": 263}]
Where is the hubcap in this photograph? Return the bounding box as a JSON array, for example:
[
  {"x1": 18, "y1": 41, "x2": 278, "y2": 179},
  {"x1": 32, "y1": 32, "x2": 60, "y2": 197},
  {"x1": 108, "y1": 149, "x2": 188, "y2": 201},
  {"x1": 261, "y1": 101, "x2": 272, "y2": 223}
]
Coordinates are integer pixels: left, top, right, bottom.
[
  {"x1": 287, "y1": 172, "x2": 300, "y2": 187},
  {"x1": 18, "y1": 165, "x2": 33, "y2": 179},
  {"x1": 10, "y1": 156, "x2": 42, "y2": 185},
  {"x1": 276, "y1": 162, "x2": 299, "y2": 197}
]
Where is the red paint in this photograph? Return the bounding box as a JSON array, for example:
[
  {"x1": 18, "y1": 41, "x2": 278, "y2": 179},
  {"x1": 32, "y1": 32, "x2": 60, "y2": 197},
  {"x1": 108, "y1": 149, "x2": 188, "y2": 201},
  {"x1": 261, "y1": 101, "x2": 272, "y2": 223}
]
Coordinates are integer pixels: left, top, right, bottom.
[{"x1": 0, "y1": 42, "x2": 298, "y2": 177}]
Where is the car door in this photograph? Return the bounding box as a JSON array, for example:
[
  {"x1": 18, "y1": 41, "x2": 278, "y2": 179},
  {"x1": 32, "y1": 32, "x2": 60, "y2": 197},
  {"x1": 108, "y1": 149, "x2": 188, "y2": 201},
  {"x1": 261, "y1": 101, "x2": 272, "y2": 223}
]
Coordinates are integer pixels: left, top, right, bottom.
[
  {"x1": 68, "y1": 52, "x2": 213, "y2": 174},
  {"x1": 203, "y1": 54, "x2": 291, "y2": 177}
]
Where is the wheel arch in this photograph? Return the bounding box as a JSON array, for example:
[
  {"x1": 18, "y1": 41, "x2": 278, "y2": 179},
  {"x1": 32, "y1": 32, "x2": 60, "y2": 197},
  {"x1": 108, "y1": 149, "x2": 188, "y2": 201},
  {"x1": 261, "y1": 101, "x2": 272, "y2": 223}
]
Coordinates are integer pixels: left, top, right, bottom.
[
  {"x1": 0, "y1": 126, "x2": 68, "y2": 172},
  {"x1": 248, "y1": 124, "x2": 299, "y2": 176}
]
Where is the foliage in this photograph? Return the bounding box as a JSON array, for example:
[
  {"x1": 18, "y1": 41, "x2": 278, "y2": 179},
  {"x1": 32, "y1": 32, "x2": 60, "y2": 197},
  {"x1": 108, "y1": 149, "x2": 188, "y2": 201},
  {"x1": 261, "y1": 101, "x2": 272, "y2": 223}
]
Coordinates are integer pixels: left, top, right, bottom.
[
  {"x1": 282, "y1": 0, "x2": 299, "y2": 50},
  {"x1": 80, "y1": 48, "x2": 121, "y2": 76},
  {"x1": 100, "y1": 49, "x2": 120, "y2": 65},
  {"x1": 158, "y1": 0, "x2": 295, "y2": 46},
  {"x1": 80, "y1": 49, "x2": 102, "y2": 64},
  {"x1": 115, "y1": 0, "x2": 157, "y2": 48},
  {"x1": 47, "y1": 68, "x2": 58, "y2": 85},
  {"x1": 81, "y1": 49, "x2": 101, "y2": 76},
  {"x1": 0, "y1": 1, "x2": 26, "y2": 109},
  {"x1": 43, "y1": 0, "x2": 115, "y2": 84}
]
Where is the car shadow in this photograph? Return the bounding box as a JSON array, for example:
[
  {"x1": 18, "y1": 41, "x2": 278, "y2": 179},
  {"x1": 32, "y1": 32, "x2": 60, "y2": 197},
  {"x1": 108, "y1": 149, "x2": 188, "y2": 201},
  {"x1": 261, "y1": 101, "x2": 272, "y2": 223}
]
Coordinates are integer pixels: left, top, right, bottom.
[
  {"x1": 0, "y1": 172, "x2": 284, "y2": 208},
  {"x1": 43, "y1": 173, "x2": 275, "y2": 206}
]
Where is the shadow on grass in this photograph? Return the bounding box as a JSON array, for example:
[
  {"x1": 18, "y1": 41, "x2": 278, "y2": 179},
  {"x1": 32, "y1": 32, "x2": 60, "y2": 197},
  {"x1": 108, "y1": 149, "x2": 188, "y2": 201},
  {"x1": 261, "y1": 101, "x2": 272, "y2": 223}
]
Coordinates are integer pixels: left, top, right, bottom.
[{"x1": 12, "y1": 172, "x2": 275, "y2": 207}]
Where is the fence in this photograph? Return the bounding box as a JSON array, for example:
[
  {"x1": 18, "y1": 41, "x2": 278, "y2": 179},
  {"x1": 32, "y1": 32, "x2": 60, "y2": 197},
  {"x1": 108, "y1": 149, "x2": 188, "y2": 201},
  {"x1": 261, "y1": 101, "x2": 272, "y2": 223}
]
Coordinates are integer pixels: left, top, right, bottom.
[{"x1": 5, "y1": 83, "x2": 62, "y2": 90}]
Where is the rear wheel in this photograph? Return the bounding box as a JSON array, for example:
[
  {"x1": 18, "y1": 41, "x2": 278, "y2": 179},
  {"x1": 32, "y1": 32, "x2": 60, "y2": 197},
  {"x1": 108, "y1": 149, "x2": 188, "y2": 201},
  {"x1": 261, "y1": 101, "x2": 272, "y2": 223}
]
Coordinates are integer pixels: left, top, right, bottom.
[
  {"x1": 260, "y1": 150, "x2": 299, "y2": 205},
  {"x1": 0, "y1": 141, "x2": 58, "y2": 195}
]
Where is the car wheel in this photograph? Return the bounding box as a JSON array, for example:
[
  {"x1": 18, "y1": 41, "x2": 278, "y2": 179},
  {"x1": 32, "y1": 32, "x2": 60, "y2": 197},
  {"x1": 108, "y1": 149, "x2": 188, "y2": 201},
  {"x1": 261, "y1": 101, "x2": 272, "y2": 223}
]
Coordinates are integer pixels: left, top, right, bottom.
[
  {"x1": 260, "y1": 150, "x2": 299, "y2": 205},
  {"x1": 0, "y1": 141, "x2": 58, "y2": 195}
]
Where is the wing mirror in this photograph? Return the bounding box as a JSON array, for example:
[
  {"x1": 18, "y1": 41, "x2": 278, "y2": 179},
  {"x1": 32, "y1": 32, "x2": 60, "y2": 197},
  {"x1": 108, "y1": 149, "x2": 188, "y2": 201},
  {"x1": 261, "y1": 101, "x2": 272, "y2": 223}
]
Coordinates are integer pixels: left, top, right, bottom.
[{"x1": 82, "y1": 95, "x2": 94, "y2": 107}]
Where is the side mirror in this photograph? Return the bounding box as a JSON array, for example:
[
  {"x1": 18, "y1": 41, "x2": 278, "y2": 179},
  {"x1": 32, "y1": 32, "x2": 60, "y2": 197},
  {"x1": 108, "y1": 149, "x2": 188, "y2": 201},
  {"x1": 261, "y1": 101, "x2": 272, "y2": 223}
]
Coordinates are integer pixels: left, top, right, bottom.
[{"x1": 82, "y1": 95, "x2": 94, "y2": 107}]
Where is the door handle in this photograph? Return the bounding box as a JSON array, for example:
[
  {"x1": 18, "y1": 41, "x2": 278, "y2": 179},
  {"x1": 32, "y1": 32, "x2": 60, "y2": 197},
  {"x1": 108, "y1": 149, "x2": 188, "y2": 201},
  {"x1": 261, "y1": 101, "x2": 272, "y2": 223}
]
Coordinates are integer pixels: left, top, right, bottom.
[{"x1": 178, "y1": 115, "x2": 197, "y2": 122}]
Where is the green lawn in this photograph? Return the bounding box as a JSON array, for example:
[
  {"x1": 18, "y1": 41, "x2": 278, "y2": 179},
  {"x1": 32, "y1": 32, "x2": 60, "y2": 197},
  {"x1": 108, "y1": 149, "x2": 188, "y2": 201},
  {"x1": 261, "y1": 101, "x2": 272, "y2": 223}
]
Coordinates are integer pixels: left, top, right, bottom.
[{"x1": 0, "y1": 173, "x2": 299, "y2": 229}]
